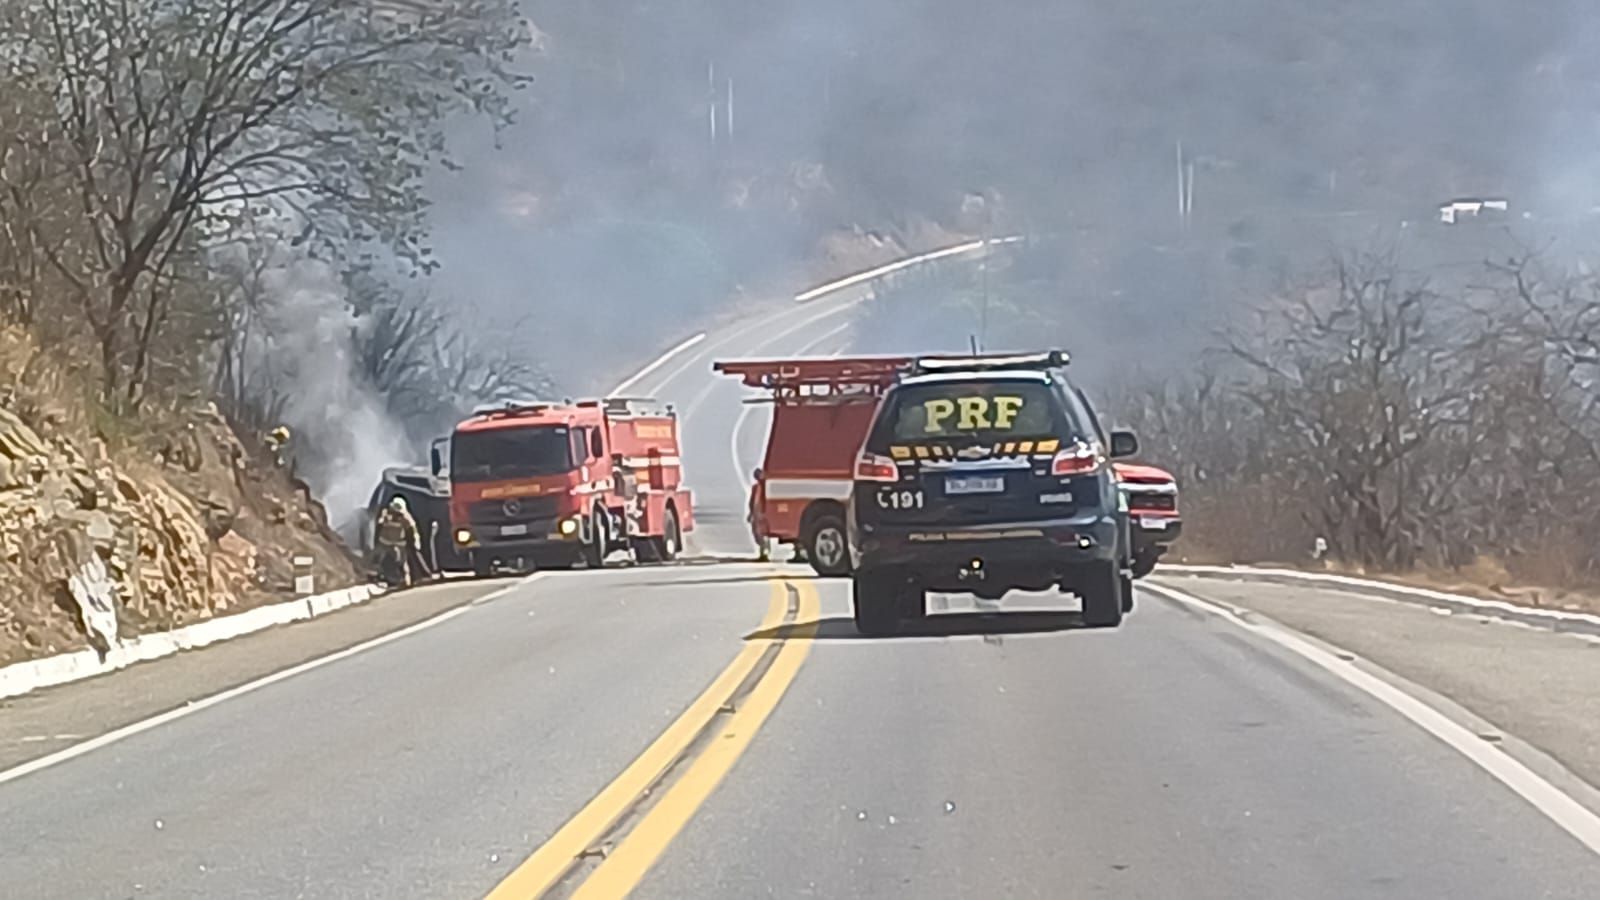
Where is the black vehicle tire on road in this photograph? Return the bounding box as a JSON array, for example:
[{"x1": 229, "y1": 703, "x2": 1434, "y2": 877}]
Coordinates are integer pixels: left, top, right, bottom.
[
  {"x1": 658, "y1": 506, "x2": 682, "y2": 562},
  {"x1": 632, "y1": 537, "x2": 662, "y2": 564},
  {"x1": 582, "y1": 508, "x2": 609, "y2": 569},
  {"x1": 1079, "y1": 561, "x2": 1125, "y2": 628},
  {"x1": 896, "y1": 581, "x2": 928, "y2": 624},
  {"x1": 851, "y1": 566, "x2": 902, "y2": 630},
  {"x1": 471, "y1": 552, "x2": 494, "y2": 579},
  {"x1": 1121, "y1": 569, "x2": 1135, "y2": 613},
  {"x1": 803, "y1": 512, "x2": 850, "y2": 577},
  {"x1": 1130, "y1": 548, "x2": 1159, "y2": 579}
]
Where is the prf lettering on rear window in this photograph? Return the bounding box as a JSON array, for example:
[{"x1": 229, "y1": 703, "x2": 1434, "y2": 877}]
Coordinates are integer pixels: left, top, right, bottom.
[{"x1": 923, "y1": 395, "x2": 1025, "y2": 432}]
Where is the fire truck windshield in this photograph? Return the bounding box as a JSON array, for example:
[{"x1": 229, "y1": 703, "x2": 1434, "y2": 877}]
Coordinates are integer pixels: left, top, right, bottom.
[{"x1": 450, "y1": 426, "x2": 574, "y2": 482}]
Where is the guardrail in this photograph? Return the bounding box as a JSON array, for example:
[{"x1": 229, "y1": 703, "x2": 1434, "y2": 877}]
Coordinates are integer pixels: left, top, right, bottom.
[{"x1": 0, "y1": 584, "x2": 383, "y2": 701}]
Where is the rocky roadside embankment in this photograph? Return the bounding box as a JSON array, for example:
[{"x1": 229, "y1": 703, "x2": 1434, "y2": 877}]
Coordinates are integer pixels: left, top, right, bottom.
[{"x1": 0, "y1": 328, "x2": 359, "y2": 666}]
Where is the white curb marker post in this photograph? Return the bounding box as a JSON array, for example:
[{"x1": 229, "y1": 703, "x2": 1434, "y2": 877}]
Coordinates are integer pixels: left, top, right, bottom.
[{"x1": 293, "y1": 556, "x2": 315, "y2": 597}]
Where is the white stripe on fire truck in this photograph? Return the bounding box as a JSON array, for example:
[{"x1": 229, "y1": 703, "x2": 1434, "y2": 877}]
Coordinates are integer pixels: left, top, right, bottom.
[
  {"x1": 764, "y1": 478, "x2": 853, "y2": 501},
  {"x1": 620, "y1": 456, "x2": 683, "y2": 468}
]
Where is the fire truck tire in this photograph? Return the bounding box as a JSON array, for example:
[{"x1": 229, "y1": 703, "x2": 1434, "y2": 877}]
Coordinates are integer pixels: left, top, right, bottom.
[
  {"x1": 471, "y1": 552, "x2": 494, "y2": 579},
  {"x1": 631, "y1": 537, "x2": 661, "y2": 564},
  {"x1": 1130, "y1": 547, "x2": 1159, "y2": 578},
  {"x1": 582, "y1": 507, "x2": 610, "y2": 569},
  {"x1": 803, "y1": 513, "x2": 850, "y2": 577},
  {"x1": 659, "y1": 506, "x2": 682, "y2": 562}
]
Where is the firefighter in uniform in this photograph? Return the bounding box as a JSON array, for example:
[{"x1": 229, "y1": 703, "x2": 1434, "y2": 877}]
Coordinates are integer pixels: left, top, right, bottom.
[{"x1": 375, "y1": 496, "x2": 430, "y2": 586}]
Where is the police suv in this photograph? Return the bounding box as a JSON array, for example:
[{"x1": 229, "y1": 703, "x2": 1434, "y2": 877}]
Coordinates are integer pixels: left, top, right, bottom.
[{"x1": 846, "y1": 351, "x2": 1139, "y2": 634}]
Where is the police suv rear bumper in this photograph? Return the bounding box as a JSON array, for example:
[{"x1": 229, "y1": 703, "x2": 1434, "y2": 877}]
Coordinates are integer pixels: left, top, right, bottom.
[{"x1": 850, "y1": 512, "x2": 1122, "y2": 592}]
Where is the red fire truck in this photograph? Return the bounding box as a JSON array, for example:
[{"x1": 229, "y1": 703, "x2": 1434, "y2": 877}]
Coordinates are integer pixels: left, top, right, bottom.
[
  {"x1": 714, "y1": 356, "x2": 912, "y2": 576},
  {"x1": 442, "y1": 397, "x2": 694, "y2": 576}
]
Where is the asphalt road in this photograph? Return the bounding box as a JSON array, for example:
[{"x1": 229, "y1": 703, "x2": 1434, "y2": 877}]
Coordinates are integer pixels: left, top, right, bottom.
[{"x1": 3, "y1": 289, "x2": 1599, "y2": 899}]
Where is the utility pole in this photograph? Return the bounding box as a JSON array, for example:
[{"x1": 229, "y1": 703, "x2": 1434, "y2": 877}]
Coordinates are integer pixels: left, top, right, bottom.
[
  {"x1": 707, "y1": 60, "x2": 717, "y2": 148},
  {"x1": 1176, "y1": 140, "x2": 1185, "y2": 226},
  {"x1": 978, "y1": 221, "x2": 991, "y2": 350},
  {"x1": 726, "y1": 75, "x2": 735, "y2": 150},
  {"x1": 1176, "y1": 140, "x2": 1194, "y2": 229}
]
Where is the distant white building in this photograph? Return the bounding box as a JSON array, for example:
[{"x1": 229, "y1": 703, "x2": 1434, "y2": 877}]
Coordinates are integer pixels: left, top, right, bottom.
[{"x1": 1439, "y1": 198, "x2": 1509, "y2": 225}]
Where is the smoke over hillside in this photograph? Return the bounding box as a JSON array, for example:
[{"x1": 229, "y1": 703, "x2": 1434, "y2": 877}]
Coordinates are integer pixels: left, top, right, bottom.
[{"x1": 409, "y1": 1, "x2": 1600, "y2": 400}]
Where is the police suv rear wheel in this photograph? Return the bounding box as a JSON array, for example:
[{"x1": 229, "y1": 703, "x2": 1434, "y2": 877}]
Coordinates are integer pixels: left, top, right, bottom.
[
  {"x1": 853, "y1": 569, "x2": 918, "y2": 636},
  {"x1": 1079, "y1": 561, "x2": 1125, "y2": 628}
]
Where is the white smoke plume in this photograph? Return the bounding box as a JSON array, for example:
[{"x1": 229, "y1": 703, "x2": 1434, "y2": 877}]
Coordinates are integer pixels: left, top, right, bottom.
[{"x1": 243, "y1": 259, "x2": 412, "y2": 532}]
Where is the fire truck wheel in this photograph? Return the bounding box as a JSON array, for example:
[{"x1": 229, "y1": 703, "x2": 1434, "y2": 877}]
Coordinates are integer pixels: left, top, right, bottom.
[
  {"x1": 582, "y1": 507, "x2": 610, "y2": 569},
  {"x1": 804, "y1": 513, "x2": 850, "y2": 577},
  {"x1": 631, "y1": 537, "x2": 661, "y2": 564},
  {"x1": 659, "y1": 506, "x2": 682, "y2": 561},
  {"x1": 471, "y1": 552, "x2": 494, "y2": 579}
]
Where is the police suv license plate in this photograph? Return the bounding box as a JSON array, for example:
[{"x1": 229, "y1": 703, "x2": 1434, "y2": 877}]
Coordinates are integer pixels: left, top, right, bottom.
[
  {"x1": 946, "y1": 475, "x2": 1005, "y2": 495},
  {"x1": 500, "y1": 523, "x2": 529, "y2": 536}
]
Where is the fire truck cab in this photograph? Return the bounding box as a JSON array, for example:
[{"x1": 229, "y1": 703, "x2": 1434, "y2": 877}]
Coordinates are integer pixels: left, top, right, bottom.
[
  {"x1": 445, "y1": 397, "x2": 694, "y2": 576},
  {"x1": 714, "y1": 356, "x2": 912, "y2": 576}
]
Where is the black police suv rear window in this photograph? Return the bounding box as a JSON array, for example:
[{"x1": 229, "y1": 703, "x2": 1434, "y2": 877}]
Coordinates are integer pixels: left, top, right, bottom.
[{"x1": 881, "y1": 381, "x2": 1064, "y2": 442}]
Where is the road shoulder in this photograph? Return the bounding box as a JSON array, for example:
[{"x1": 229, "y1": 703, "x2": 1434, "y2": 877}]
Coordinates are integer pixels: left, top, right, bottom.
[
  {"x1": 0, "y1": 577, "x2": 518, "y2": 773},
  {"x1": 1155, "y1": 573, "x2": 1600, "y2": 803}
]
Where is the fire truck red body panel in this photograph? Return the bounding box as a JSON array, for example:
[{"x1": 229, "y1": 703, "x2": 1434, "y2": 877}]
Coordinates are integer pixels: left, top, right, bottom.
[
  {"x1": 448, "y1": 397, "x2": 693, "y2": 568},
  {"x1": 715, "y1": 356, "x2": 911, "y2": 546}
]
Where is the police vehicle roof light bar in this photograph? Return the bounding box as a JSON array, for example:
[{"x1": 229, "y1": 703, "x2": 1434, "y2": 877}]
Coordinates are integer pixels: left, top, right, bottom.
[{"x1": 909, "y1": 349, "x2": 1070, "y2": 375}]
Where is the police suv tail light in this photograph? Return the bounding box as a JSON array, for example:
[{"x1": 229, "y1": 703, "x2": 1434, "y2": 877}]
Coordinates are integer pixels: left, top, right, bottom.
[
  {"x1": 1051, "y1": 441, "x2": 1103, "y2": 477},
  {"x1": 855, "y1": 453, "x2": 899, "y2": 482}
]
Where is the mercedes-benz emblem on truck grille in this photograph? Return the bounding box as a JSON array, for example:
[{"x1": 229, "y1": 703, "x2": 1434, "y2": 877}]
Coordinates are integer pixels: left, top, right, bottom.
[{"x1": 503, "y1": 499, "x2": 521, "y2": 517}]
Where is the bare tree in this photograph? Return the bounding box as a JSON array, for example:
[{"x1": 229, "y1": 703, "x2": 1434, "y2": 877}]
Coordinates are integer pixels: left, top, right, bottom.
[
  {"x1": 344, "y1": 272, "x2": 551, "y2": 441},
  {"x1": 3, "y1": 0, "x2": 530, "y2": 410},
  {"x1": 1118, "y1": 249, "x2": 1600, "y2": 587}
]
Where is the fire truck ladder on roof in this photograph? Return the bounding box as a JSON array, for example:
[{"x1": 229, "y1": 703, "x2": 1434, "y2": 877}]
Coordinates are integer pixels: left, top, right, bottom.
[
  {"x1": 713, "y1": 356, "x2": 914, "y2": 404},
  {"x1": 598, "y1": 396, "x2": 674, "y2": 418},
  {"x1": 470, "y1": 397, "x2": 555, "y2": 417}
]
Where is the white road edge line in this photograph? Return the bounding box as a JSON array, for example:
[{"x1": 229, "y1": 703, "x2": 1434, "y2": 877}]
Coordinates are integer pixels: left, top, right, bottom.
[
  {"x1": 1143, "y1": 582, "x2": 1600, "y2": 856},
  {"x1": 640, "y1": 237, "x2": 1005, "y2": 398},
  {"x1": 611, "y1": 332, "x2": 708, "y2": 395},
  {"x1": 0, "y1": 576, "x2": 542, "y2": 787},
  {"x1": 1162, "y1": 563, "x2": 1600, "y2": 630},
  {"x1": 793, "y1": 235, "x2": 1024, "y2": 302}
]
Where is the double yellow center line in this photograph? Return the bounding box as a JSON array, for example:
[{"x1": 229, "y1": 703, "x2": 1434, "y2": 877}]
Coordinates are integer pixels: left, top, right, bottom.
[{"x1": 485, "y1": 577, "x2": 820, "y2": 899}]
